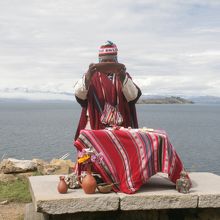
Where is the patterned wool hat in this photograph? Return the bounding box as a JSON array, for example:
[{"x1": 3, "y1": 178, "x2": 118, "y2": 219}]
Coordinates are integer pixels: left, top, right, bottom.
[{"x1": 98, "y1": 41, "x2": 118, "y2": 62}]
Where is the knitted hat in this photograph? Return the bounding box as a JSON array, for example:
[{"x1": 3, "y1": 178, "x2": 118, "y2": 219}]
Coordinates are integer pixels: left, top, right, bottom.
[{"x1": 98, "y1": 41, "x2": 118, "y2": 62}]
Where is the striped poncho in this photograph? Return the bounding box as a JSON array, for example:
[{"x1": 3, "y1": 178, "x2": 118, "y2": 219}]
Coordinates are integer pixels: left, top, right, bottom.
[{"x1": 74, "y1": 127, "x2": 187, "y2": 194}]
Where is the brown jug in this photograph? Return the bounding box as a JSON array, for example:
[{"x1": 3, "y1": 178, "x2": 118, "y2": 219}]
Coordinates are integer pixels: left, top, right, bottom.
[
  {"x1": 57, "y1": 176, "x2": 68, "y2": 194},
  {"x1": 80, "y1": 166, "x2": 97, "y2": 194}
]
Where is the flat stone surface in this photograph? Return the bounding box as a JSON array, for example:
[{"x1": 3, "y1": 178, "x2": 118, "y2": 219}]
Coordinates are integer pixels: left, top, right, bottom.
[
  {"x1": 119, "y1": 173, "x2": 198, "y2": 210},
  {"x1": 120, "y1": 172, "x2": 220, "y2": 210},
  {"x1": 29, "y1": 175, "x2": 119, "y2": 214},
  {"x1": 29, "y1": 172, "x2": 220, "y2": 214},
  {"x1": 190, "y1": 172, "x2": 220, "y2": 208}
]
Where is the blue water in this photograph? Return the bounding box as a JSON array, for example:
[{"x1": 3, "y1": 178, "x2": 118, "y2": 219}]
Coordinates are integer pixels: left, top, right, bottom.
[{"x1": 0, "y1": 102, "x2": 219, "y2": 175}]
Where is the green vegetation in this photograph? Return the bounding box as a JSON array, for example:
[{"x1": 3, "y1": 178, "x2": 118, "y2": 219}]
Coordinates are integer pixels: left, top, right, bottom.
[{"x1": 0, "y1": 178, "x2": 32, "y2": 203}]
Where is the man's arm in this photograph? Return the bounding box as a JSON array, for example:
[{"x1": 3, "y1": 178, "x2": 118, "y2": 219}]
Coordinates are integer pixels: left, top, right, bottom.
[
  {"x1": 122, "y1": 74, "x2": 142, "y2": 102},
  {"x1": 74, "y1": 75, "x2": 88, "y2": 101},
  {"x1": 74, "y1": 64, "x2": 97, "y2": 107},
  {"x1": 74, "y1": 75, "x2": 88, "y2": 107},
  {"x1": 118, "y1": 68, "x2": 142, "y2": 103}
]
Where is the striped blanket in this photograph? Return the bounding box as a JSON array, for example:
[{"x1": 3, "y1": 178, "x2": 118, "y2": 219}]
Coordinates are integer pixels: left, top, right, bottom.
[{"x1": 74, "y1": 127, "x2": 187, "y2": 194}]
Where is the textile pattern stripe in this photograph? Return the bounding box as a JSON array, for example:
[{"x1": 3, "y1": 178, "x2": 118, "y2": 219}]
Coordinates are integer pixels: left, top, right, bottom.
[{"x1": 74, "y1": 128, "x2": 186, "y2": 194}]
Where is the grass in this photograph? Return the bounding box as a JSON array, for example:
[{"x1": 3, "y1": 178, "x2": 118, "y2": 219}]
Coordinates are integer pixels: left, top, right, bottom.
[{"x1": 0, "y1": 178, "x2": 32, "y2": 203}]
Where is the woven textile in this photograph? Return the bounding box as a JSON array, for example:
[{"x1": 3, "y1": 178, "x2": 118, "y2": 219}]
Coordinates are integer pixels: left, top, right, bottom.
[
  {"x1": 74, "y1": 128, "x2": 187, "y2": 194},
  {"x1": 100, "y1": 103, "x2": 123, "y2": 126},
  {"x1": 99, "y1": 41, "x2": 118, "y2": 56}
]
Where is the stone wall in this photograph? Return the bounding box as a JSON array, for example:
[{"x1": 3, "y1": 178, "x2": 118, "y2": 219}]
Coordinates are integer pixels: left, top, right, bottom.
[
  {"x1": 25, "y1": 204, "x2": 220, "y2": 220},
  {"x1": 48, "y1": 209, "x2": 220, "y2": 220}
]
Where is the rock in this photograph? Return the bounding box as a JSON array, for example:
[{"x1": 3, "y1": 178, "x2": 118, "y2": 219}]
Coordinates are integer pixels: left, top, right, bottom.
[
  {"x1": 39, "y1": 164, "x2": 60, "y2": 175},
  {"x1": 0, "y1": 173, "x2": 18, "y2": 182},
  {"x1": 30, "y1": 158, "x2": 76, "y2": 175},
  {"x1": 16, "y1": 172, "x2": 37, "y2": 180},
  {"x1": 50, "y1": 159, "x2": 75, "y2": 174},
  {"x1": 0, "y1": 158, "x2": 75, "y2": 176},
  {"x1": 0, "y1": 200, "x2": 9, "y2": 205},
  {"x1": 29, "y1": 175, "x2": 119, "y2": 214},
  {"x1": 32, "y1": 158, "x2": 48, "y2": 167},
  {"x1": 24, "y1": 203, "x2": 46, "y2": 220},
  {"x1": 0, "y1": 158, "x2": 37, "y2": 174},
  {"x1": 0, "y1": 171, "x2": 37, "y2": 183},
  {"x1": 32, "y1": 158, "x2": 49, "y2": 174},
  {"x1": 39, "y1": 159, "x2": 75, "y2": 175}
]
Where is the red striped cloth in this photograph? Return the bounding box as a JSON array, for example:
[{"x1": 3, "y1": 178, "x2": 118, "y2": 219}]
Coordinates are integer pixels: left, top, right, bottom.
[{"x1": 74, "y1": 128, "x2": 188, "y2": 194}]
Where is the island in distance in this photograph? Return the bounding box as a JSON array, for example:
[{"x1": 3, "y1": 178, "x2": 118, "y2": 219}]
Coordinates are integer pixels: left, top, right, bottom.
[{"x1": 137, "y1": 95, "x2": 194, "y2": 104}]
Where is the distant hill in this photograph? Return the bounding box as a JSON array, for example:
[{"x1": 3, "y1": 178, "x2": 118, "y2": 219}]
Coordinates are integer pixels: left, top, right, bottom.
[
  {"x1": 137, "y1": 96, "x2": 194, "y2": 104},
  {"x1": 1, "y1": 95, "x2": 220, "y2": 104}
]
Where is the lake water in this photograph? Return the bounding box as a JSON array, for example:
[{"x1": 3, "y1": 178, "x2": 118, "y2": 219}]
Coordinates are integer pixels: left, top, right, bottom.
[{"x1": 0, "y1": 102, "x2": 220, "y2": 175}]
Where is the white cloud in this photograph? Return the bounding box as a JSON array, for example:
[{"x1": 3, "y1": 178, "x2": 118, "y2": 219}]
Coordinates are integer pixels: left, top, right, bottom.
[{"x1": 0, "y1": 0, "x2": 220, "y2": 99}]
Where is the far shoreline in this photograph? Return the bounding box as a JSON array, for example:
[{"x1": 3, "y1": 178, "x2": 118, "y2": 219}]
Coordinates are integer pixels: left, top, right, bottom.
[
  {"x1": 137, "y1": 96, "x2": 194, "y2": 104},
  {"x1": 1, "y1": 95, "x2": 220, "y2": 104}
]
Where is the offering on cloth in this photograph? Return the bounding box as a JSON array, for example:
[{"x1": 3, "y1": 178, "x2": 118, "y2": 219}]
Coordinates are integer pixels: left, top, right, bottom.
[
  {"x1": 94, "y1": 62, "x2": 125, "y2": 74},
  {"x1": 74, "y1": 127, "x2": 190, "y2": 194},
  {"x1": 97, "y1": 183, "x2": 114, "y2": 193}
]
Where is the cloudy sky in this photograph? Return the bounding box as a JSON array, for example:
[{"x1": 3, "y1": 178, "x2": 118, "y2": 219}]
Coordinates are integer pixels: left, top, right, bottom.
[{"x1": 0, "y1": 0, "x2": 220, "y2": 100}]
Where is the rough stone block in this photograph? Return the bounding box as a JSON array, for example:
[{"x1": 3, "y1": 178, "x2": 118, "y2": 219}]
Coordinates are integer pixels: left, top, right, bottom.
[
  {"x1": 119, "y1": 173, "x2": 198, "y2": 210},
  {"x1": 190, "y1": 172, "x2": 220, "y2": 208},
  {"x1": 29, "y1": 172, "x2": 220, "y2": 215},
  {"x1": 29, "y1": 175, "x2": 119, "y2": 214},
  {"x1": 0, "y1": 158, "x2": 37, "y2": 174}
]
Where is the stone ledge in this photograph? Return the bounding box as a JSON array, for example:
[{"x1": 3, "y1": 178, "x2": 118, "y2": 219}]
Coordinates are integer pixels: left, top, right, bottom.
[
  {"x1": 29, "y1": 172, "x2": 220, "y2": 214},
  {"x1": 29, "y1": 175, "x2": 119, "y2": 214},
  {"x1": 191, "y1": 172, "x2": 220, "y2": 208},
  {"x1": 120, "y1": 172, "x2": 220, "y2": 210},
  {"x1": 119, "y1": 173, "x2": 198, "y2": 210}
]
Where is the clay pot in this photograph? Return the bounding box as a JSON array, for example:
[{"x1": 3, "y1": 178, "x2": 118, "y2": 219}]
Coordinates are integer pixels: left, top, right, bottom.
[
  {"x1": 57, "y1": 176, "x2": 68, "y2": 194},
  {"x1": 97, "y1": 183, "x2": 113, "y2": 193},
  {"x1": 94, "y1": 62, "x2": 125, "y2": 74},
  {"x1": 79, "y1": 165, "x2": 97, "y2": 194}
]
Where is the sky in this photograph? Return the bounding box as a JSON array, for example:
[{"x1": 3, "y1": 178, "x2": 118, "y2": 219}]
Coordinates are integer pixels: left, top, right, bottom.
[{"x1": 0, "y1": 0, "x2": 220, "y2": 100}]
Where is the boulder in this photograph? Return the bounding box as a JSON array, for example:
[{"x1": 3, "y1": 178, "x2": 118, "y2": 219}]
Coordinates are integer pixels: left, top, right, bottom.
[
  {"x1": 0, "y1": 173, "x2": 18, "y2": 182},
  {"x1": 32, "y1": 158, "x2": 47, "y2": 166},
  {"x1": 0, "y1": 158, "x2": 75, "y2": 176},
  {"x1": 38, "y1": 159, "x2": 75, "y2": 175},
  {"x1": 38, "y1": 164, "x2": 60, "y2": 175},
  {"x1": 32, "y1": 158, "x2": 49, "y2": 174},
  {"x1": 16, "y1": 172, "x2": 37, "y2": 180},
  {"x1": 0, "y1": 158, "x2": 37, "y2": 174},
  {"x1": 50, "y1": 159, "x2": 75, "y2": 173}
]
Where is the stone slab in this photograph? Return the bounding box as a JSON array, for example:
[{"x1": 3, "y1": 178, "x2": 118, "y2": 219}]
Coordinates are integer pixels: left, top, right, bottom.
[
  {"x1": 119, "y1": 173, "x2": 198, "y2": 210},
  {"x1": 120, "y1": 172, "x2": 220, "y2": 210},
  {"x1": 29, "y1": 175, "x2": 119, "y2": 214},
  {"x1": 24, "y1": 203, "x2": 47, "y2": 220},
  {"x1": 189, "y1": 172, "x2": 220, "y2": 208},
  {"x1": 29, "y1": 172, "x2": 220, "y2": 214}
]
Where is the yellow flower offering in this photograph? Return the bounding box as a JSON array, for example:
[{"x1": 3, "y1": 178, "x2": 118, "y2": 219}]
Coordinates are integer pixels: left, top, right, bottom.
[{"x1": 78, "y1": 154, "x2": 91, "y2": 164}]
